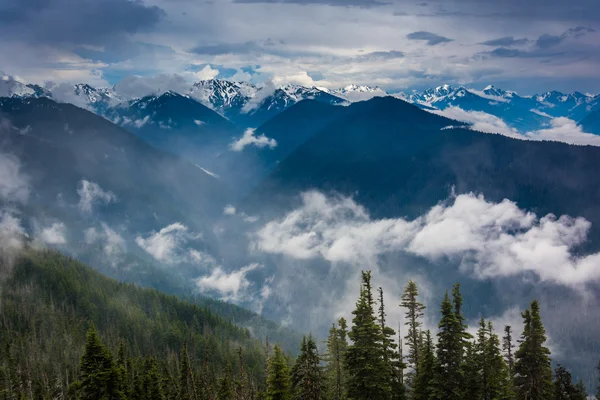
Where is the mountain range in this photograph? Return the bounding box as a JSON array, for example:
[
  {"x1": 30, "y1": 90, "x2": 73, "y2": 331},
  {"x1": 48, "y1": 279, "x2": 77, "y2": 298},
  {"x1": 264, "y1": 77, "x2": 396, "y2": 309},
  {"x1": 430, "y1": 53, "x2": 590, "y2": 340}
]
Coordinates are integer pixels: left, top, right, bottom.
[{"x1": 5, "y1": 72, "x2": 599, "y2": 133}]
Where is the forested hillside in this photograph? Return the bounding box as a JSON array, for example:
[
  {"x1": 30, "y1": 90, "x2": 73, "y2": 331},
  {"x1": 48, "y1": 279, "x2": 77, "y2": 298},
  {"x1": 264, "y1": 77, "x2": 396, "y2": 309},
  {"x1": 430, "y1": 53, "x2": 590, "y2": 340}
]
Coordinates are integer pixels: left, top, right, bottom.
[
  {"x1": 1, "y1": 248, "x2": 598, "y2": 400},
  {"x1": 0, "y1": 248, "x2": 268, "y2": 399}
]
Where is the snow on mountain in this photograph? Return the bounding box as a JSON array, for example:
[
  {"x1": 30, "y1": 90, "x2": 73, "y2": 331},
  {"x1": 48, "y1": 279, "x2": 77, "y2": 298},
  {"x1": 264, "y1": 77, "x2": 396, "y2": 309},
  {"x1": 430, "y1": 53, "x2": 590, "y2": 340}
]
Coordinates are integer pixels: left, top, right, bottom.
[
  {"x1": 0, "y1": 72, "x2": 43, "y2": 98},
  {"x1": 46, "y1": 83, "x2": 122, "y2": 112},
  {"x1": 328, "y1": 84, "x2": 387, "y2": 102},
  {"x1": 189, "y1": 80, "x2": 258, "y2": 113}
]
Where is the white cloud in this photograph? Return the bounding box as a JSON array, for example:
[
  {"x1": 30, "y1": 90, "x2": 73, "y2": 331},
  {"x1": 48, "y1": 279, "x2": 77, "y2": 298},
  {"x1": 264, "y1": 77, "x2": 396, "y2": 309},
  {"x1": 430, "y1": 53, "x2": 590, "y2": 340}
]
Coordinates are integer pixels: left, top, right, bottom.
[
  {"x1": 195, "y1": 263, "x2": 262, "y2": 302},
  {"x1": 135, "y1": 222, "x2": 202, "y2": 264},
  {"x1": 526, "y1": 117, "x2": 600, "y2": 146},
  {"x1": 0, "y1": 211, "x2": 27, "y2": 259},
  {"x1": 432, "y1": 107, "x2": 600, "y2": 146},
  {"x1": 0, "y1": 152, "x2": 30, "y2": 204},
  {"x1": 38, "y1": 222, "x2": 67, "y2": 245},
  {"x1": 431, "y1": 106, "x2": 522, "y2": 138},
  {"x1": 224, "y1": 205, "x2": 237, "y2": 215},
  {"x1": 77, "y1": 180, "x2": 116, "y2": 213},
  {"x1": 84, "y1": 223, "x2": 126, "y2": 260},
  {"x1": 254, "y1": 191, "x2": 600, "y2": 287},
  {"x1": 192, "y1": 65, "x2": 219, "y2": 80},
  {"x1": 230, "y1": 128, "x2": 277, "y2": 151}
]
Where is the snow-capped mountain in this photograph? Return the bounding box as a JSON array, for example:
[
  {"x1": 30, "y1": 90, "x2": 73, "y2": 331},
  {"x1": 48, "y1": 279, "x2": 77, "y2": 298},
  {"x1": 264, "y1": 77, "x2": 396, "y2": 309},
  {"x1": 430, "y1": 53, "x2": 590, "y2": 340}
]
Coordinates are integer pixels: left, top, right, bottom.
[
  {"x1": 325, "y1": 84, "x2": 387, "y2": 102},
  {"x1": 189, "y1": 80, "x2": 258, "y2": 114},
  {"x1": 1, "y1": 72, "x2": 50, "y2": 98}
]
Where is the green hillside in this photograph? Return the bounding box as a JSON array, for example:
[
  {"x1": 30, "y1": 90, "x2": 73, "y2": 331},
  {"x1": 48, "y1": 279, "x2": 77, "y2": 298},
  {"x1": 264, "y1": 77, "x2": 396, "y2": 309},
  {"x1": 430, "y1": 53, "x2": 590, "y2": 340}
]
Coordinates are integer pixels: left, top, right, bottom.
[{"x1": 0, "y1": 248, "x2": 269, "y2": 399}]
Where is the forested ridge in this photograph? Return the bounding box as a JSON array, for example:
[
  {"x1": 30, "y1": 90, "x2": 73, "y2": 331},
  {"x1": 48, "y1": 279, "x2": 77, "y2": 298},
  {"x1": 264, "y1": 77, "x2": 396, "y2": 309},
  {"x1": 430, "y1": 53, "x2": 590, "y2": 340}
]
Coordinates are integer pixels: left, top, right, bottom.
[{"x1": 1, "y1": 250, "x2": 599, "y2": 400}]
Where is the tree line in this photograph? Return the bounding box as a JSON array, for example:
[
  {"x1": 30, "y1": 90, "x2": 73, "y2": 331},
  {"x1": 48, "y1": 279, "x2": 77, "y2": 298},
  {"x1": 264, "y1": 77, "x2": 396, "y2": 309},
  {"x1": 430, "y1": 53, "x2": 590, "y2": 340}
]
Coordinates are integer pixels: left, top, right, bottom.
[
  {"x1": 265, "y1": 271, "x2": 599, "y2": 400},
  {"x1": 2, "y1": 249, "x2": 600, "y2": 400}
]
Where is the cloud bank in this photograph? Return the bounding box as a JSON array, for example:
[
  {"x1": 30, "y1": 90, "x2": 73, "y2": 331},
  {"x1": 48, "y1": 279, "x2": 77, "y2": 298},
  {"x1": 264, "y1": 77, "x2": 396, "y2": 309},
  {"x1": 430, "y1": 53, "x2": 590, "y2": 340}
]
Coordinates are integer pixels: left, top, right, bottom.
[
  {"x1": 433, "y1": 106, "x2": 600, "y2": 146},
  {"x1": 254, "y1": 191, "x2": 600, "y2": 287}
]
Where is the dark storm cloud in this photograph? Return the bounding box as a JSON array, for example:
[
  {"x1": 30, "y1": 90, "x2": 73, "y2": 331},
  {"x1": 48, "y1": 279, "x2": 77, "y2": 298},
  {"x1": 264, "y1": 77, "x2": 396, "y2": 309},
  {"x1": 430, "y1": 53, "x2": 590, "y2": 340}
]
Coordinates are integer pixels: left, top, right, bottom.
[
  {"x1": 0, "y1": 0, "x2": 165, "y2": 47},
  {"x1": 406, "y1": 31, "x2": 453, "y2": 46},
  {"x1": 233, "y1": 0, "x2": 390, "y2": 7},
  {"x1": 479, "y1": 37, "x2": 530, "y2": 47}
]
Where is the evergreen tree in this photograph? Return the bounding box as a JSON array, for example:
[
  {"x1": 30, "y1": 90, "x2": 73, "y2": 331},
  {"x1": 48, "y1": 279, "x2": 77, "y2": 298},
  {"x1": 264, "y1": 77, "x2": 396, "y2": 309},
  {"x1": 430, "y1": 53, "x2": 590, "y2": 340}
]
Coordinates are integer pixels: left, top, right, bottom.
[
  {"x1": 514, "y1": 301, "x2": 552, "y2": 400},
  {"x1": 144, "y1": 357, "x2": 164, "y2": 400},
  {"x1": 401, "y1": 280, "x2": 426, "y2": 384},
  {"x1": 503, "y1": 326, "x2": 515, "y2": 379},
  {"x1": 378, "y1": 287, "x2": 406, "y2": 400},
  {"x1": 324, "y1": 319, "x2": 349, "y2": 400},
  {"x1": 291, "y1": 335, "x2": 325, "y2": 400},
  {"x1": 476, "y1": 317, "x2": 489, "y2": 400},
  {"x1": 485, "y1": 322, "x2": 514, "y2": 400},
  {"x1": 345, "y1": 271, "x2": 390, "y2": 400},
  {"x1": 553, "y1": 364, "x2": 586, "y2": 400},
  {"x1": 412, "y1": 330, "x2": 436, "y2": 400},
  {"x1": 463, "y1": 340, "x2": 481, "y2": 400},
  {"x1": 266, "y1": 345, "x2": 292, "y2": 400},
  {"x1": 217, "y1": 364, "x2": 234, "y2": 400},
  {"x1": 574, "y1": 380, "x2": 587, "y2": 400},
  {"x1": 432, "y1": 290, "x2": 465, "y2": 400},
  {"x1": 79, "y1": 324, "x2": 115, "y2": 400},
  {"x1": 179, "y1": 343, "x2": 197, "y2": 400}
]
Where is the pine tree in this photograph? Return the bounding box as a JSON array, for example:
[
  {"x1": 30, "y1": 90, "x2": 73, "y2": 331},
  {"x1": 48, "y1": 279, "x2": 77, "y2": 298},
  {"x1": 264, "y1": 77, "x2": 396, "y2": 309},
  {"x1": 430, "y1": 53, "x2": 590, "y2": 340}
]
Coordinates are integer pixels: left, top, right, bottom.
[
  {"x1": 179, "y1": 343, "x2": 197, "y2": 400},
  {"x1": 412, "y1": 330, "x2": 436, "y2": 400},
  {"x1": 378, "y1": 287, "x2": 406, "y2": 400},
  {"x1": 79, "y1": 323, "x2": 115, "y2": 400},
  {"x1": 401, "y1": 280, "x2": 426, "y2": 385},
  {"x1": 432, "y1": 290, "x2": 464, "y2": 400},
  {"x1": 345, "y1": 271, "x2": 390, "y2": 400},
  {"x1": 144, "y1": 357, "x2": 164, "y2": 400},
  {"x1": 485, "y1": 322, "x2": 514, "y2": 400},
  {"x1": 266, "y1": 345, "x2": 292, "y2": 400},
  {"x1": 574, "y1": 380, "x2": 587, "y2": 400},
  {"x1": 553, "y1": 364, "x2": 584, "y2": 400},
  {"x1": 325, "y1": 319, "x2": 348, "y2": 400},
  {"x1": 291, "y1": 335, "x2": 325, "y2": 400},
  {"x1": 476, "y1": 317, "x2": 489, "y2": 400},
  {"x1": 502, "y1": 326, "x2": 515, "y2": 379},
  {"x1": 514, "y1": 301, "x2": 552, "y2": 400},
  {"x1": 217, "y1": 364, "x2": 234, "y2": 400},
  {"x1": 463, "y1": 340, "x2": 481, "y2": 400}
]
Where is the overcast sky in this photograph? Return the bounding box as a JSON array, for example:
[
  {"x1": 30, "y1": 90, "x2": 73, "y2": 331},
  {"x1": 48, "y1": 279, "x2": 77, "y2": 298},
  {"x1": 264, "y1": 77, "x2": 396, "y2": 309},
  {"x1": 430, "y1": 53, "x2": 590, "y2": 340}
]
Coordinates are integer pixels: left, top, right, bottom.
[{"x1": 1, "y1": 0, "x2": 599, "y2": 93}]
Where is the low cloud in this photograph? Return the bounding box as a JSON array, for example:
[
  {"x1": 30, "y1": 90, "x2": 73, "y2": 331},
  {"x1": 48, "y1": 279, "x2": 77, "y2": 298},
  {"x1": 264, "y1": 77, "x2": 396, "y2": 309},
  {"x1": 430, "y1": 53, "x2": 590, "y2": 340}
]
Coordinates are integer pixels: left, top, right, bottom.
[
  {"x1": 230, "y1": 128, "x2": 277, "y2": 151},
  {"x1": 0, "y1": 211, "x2": 27, "y2": 265},
  {"x1": 113, "y1": 74, "x2": 190, "y2": 99},
  {"x1": 84, "y1": 223, "x2": 126, "y2": 259},
  {"x1": 38, "y1": 222, "x2": 67, "y2": 245},
  {"x1": 135, "y1": 222, "x2": 202, "y2": 264},
  {"x1": 431, "y1": 107, "x2": 521, "y2": 138},
  {"x1": 77, "y1": 180, "x2": 116, "y2": 213},
  {"x1": 254, "y1": 191, "x2": 600, "y2": 287},
  {"x1": 0, "y1": 152, "x2": 30, "y2": 204},
  {"x1": 432, "y1": 107, "x2": 600, "y2": 146},
  {"x1": 406, "y1": 31, "x2": 453, "y2": 46},
  {"x1": 195, "y1": 263, "x2": 263, "y2": 302}
]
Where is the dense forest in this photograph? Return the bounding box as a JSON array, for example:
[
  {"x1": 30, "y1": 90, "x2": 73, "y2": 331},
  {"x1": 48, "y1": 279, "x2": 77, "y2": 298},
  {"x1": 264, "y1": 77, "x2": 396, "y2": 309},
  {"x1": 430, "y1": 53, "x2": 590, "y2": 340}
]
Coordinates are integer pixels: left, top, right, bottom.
[{"x1": 1, "y1": 250, "x2": 599, "y2": 400}]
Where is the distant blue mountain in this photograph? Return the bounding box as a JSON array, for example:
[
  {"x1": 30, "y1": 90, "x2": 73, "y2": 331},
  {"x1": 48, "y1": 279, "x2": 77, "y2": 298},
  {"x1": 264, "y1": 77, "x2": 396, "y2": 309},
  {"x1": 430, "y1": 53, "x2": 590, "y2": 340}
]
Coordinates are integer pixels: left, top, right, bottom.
[{"x1": 579, "y1": 108, "x2": 600, "y2": 135}]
